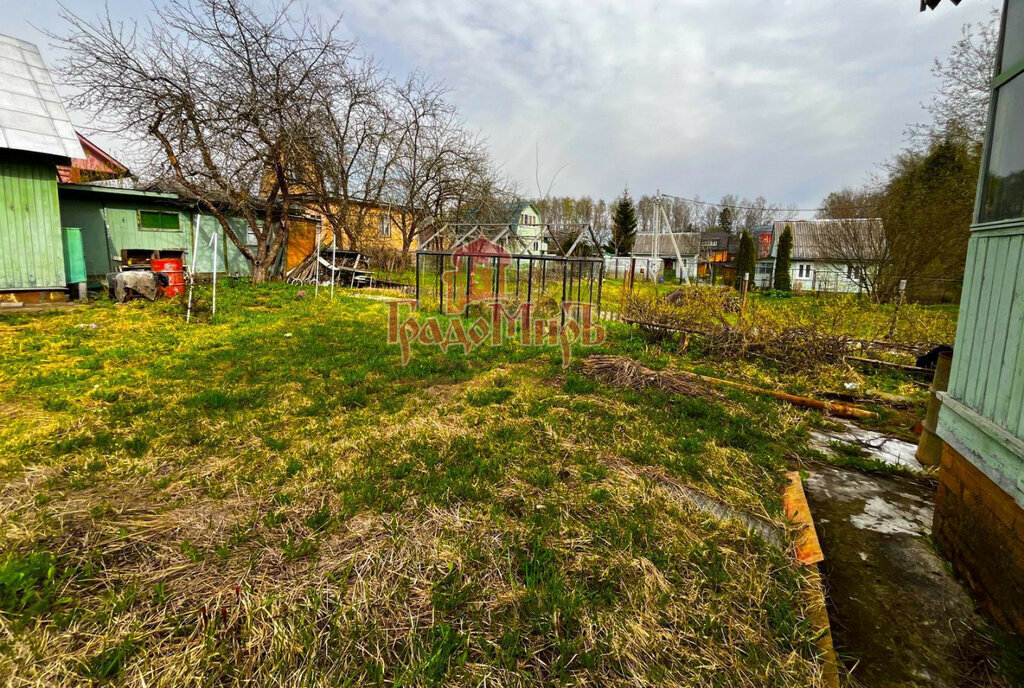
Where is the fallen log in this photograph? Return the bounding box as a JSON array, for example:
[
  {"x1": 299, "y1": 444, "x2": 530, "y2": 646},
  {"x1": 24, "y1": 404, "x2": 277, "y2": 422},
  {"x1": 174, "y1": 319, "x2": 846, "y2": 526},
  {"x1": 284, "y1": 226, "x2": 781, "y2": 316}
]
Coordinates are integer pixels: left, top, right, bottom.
[{"x1": 674, "y1": 369, "x2": 878, "y2": 420}]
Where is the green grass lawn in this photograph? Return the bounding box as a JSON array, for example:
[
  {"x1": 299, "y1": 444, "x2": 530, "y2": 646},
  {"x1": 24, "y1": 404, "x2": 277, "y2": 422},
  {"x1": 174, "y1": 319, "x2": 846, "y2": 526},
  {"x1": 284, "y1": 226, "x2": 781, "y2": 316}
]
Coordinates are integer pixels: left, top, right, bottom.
[{"x1": 0, "y1": 280, "x2": 928, "y2": 686}]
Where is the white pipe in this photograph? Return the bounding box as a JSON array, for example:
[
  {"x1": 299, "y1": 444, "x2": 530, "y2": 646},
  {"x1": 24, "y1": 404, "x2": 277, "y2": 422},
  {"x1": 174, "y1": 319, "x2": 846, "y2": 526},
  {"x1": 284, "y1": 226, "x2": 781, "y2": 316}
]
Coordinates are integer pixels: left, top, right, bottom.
[
  {"x1": 209, "y1": 231, "x2": 218, "y2": 320},
  {"x1": 186, "y1": 212, "x2": 202, "y2": 323},
  {"x1": 314, "y1": 223, "x2": 321, "y2": 297},
  {"x1": 330, "y1": 233, "x2": 336, "y2": 299}
]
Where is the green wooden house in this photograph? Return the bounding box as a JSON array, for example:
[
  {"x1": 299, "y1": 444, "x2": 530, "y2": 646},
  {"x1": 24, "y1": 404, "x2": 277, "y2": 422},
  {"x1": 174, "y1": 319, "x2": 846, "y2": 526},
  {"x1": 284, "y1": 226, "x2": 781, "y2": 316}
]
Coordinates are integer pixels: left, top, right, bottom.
[
  {"x1": 0, "y1": 35, "x2": 84, "y2": 302},
  {"x1": 928, "y1": 0, "x2": 1024, "y2": 635}
]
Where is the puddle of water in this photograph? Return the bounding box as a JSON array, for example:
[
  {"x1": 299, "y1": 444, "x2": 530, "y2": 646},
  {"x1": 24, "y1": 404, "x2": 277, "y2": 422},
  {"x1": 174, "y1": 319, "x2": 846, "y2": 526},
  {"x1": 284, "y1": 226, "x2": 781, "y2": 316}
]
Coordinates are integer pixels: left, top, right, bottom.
[{"x1": 810, "y1": 420, "x2": 922, "y2": 471}]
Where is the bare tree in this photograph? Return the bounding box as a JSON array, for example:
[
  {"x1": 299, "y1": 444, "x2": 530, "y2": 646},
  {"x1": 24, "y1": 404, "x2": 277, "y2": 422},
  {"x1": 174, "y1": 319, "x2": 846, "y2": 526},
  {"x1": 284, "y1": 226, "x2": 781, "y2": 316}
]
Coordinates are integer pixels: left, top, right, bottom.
[
  {"x1": 55, "y1": 0, "x2": 350, "y2": 282},
  {"x1": 297, "y1": 54, "x2": 399, "y2": 255},
  {"x1": 908, "y1": 9, "x2": 998, "y2": 149},
  {"x1": 386, "y1": 76, "x2": 507, "y2": 258}
]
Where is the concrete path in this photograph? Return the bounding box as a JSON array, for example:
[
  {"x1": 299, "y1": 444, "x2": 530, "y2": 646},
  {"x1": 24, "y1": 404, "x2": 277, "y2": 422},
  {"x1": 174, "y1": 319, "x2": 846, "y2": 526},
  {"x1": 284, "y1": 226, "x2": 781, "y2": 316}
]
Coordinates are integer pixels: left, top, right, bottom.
[{"x1": 803, "y1": 465, "x2": 1008, "y2": 687}]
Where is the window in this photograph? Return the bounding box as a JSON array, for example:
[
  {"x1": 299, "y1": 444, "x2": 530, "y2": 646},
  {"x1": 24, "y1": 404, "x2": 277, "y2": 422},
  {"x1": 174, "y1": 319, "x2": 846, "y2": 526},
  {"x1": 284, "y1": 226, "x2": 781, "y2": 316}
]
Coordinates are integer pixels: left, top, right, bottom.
[
  {"x1": 245, "y1": 226, "x2": 257, "y2": 246},
  {"x1": 1000, "y1": 0, "x2": 1024, "y2": 72},
  {"x1": 379, "y1": 215, "x2": 391, "y2": 238},
  {"x1": 139, "y1": 210, "x2": 180, "y2": 232},
  {"x1": 979, "y1": 0, "x2": 1024, "y2": 223},
  {"x1": 980, "y1": 73, "x2": 1024, "y2": 222}
]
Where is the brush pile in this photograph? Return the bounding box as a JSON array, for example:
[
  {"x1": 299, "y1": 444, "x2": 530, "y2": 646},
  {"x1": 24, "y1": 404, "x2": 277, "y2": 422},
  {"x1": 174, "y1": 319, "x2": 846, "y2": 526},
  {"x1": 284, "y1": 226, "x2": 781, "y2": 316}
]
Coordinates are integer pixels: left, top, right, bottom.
[
  {"x1": 623, "y1": 289, "x2": 850, "y2": 372},
  {"x1": 580, "y1": 355, "x2": 721, "y2": 399}
]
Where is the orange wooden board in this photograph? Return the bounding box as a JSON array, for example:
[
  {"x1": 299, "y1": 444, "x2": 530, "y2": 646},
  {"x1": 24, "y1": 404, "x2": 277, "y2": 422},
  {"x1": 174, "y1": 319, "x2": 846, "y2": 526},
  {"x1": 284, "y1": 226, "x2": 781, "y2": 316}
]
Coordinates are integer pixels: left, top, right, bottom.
[{"x1": 784, "y1": 471, "x2": 824, "y2": 565}]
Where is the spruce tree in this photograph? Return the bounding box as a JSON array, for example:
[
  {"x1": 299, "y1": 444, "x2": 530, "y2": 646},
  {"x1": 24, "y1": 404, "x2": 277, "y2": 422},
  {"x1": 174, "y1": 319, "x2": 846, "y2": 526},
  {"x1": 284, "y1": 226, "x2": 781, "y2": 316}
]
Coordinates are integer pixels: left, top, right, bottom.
[
  {"x1": 773, "y1": 225, "x2": 793, "y2": 291},
  {"x1": 735, "y1": 230, "x2": 756, "y2": 290},
  {"x1": 718, "y1": 206, "x2": 734, "y2": 233},
  {"x1": 611, "y1": 189, "x2": 638, "y2": 256}
]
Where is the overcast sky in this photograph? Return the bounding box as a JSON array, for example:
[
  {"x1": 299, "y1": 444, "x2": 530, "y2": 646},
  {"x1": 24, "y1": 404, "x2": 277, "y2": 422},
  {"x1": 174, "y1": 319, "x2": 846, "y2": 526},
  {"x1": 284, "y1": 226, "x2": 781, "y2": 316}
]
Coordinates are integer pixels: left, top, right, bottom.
[{"x1": 1, "y1": 0, "x2": 998, "y2": 210}]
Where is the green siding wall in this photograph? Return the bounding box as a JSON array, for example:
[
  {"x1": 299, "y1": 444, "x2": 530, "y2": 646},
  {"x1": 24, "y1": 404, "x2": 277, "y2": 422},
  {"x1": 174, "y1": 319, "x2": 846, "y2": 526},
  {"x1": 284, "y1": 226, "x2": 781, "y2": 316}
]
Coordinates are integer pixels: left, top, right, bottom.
[
  {"x1": 948, "y1": 230, "x2": 1024, "y2": 440},
  {"x1": 192, "y1": 214, "x2": 254, "y2": 277},
  {"x1": 104, "y1": 207, "x2": 189, "y2": 256},
  {"x1": 58, "y1": 197, "x2": 115, "y2": 281},
  {"x1": 57, "y1": 192, "x2": 191, "y2": 282},
  {"x1": 0, "y1": 152, "x2": 65, "y2": 290},
  {"x1": 940, "y1": 227, "x2": 1024, "y2": 507}
]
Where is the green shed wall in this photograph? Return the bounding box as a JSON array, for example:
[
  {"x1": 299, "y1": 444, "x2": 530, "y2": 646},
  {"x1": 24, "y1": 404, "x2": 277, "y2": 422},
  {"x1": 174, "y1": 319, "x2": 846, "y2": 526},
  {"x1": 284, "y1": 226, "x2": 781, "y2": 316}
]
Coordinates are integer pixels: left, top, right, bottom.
[
  {"x1": 192, "y1": 214, "x2": 254, "y2": 277},
  {"x1": 58, "y1": 192, "x2": 191, "y2": 282},
  {"x1": 0, "y1": 152, "x2": 65, "y2": 291},
  {"x1": 940, "y1": 225, "x2": 1024, "y2": 507}
]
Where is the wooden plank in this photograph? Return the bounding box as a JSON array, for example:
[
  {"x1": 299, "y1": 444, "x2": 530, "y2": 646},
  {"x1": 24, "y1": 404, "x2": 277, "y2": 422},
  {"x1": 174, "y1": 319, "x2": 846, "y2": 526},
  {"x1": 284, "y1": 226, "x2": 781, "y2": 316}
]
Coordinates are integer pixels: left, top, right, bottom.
[
  {"x1": 966, "y1": 239, "x2": 996, "y2": 409},
  {"x1": 783, "y1": 471, "x2": 824, "y2": 565},
  {"x1": 979, "y1": 237, "x2": 1012, "y2": 417},
  {"x1": 948, "y1": 239, "x2": 983, "y2": 399},
  {"x1": 990, "y1": 235, "x2": 1023, "y2": 426}
]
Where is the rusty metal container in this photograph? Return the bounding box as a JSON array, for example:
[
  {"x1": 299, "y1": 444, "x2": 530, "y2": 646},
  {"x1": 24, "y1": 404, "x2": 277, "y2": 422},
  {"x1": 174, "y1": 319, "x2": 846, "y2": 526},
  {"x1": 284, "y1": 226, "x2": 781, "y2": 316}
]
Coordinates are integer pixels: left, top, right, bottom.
[{"x1": 150, "y1": 258, "x2": 184, "y2": 297}]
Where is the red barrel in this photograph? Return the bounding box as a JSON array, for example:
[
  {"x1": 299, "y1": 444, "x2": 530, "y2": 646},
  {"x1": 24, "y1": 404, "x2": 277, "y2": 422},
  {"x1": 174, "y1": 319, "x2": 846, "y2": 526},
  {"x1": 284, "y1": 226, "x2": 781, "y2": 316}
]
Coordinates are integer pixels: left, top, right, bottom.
[{"x1": 151, "y1": 258, "x2": 185, "y2": 297}]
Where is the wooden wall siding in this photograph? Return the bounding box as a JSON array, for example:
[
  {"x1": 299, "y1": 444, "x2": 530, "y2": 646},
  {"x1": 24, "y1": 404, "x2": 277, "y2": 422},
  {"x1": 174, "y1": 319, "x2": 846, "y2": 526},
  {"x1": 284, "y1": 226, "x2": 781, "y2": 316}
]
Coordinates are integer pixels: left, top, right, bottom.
[
  {"x1": 0, "y1": 153, "x2": 65, "y2": 290},
  {"x1": 191, "y1": 215, "x2": 254, "y2": 276},
  {"x1": 104, "y1": 207, "x2": 189, "y2": 254},
  {"x1": 58, "y1": 197, "x2": 114, "y2": 280},
  {"x1": 285, "y1": 218, "x2": 321, "y2": 271},
  {"x1": 948, "y1": 231, "x2": 1024, "y2": 439}
]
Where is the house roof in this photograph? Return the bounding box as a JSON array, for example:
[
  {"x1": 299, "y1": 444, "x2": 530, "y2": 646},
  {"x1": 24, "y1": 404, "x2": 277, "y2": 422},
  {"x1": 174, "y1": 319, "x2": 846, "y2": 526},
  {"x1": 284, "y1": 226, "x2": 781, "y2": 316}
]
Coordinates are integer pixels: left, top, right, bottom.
[
  {"x1": 766, "y1": 219, "x2": 885, "y2": 261},
  {"x1": 0, "y1": 35, "x2": 83, "y2": 160},
  {"x1": 700, "y1": 230, "x2": 732, "y2": 251},
  {"x1": 633, "y1": 232, "x2": 701, "y2": 257},
  {"x1": 57, "y1": 133, "x2": 130, "y2": 183}
]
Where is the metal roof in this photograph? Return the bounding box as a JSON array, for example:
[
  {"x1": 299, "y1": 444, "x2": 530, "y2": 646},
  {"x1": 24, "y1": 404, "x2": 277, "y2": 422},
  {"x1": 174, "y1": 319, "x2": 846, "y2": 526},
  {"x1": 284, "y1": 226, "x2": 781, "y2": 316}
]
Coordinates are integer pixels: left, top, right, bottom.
[
  {"x1": 0, "y1": 34, "x2": 83, "y2": 160},
  {"x1": 633, "y1": 232, "x2": 701, "y2": 257},
  {"x1": 766, "y1": 219, "x2": 885, "y2": 261}
]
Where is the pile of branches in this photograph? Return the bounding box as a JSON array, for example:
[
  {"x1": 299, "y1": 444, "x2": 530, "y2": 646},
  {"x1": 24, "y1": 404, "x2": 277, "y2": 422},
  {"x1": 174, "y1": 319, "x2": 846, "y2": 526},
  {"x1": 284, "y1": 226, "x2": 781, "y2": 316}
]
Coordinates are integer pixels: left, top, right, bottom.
[
  {"x1": 664, "y1": 286, "x2": 741, "y2": 315},
  {"x1": 580, "y1": 355, "x2": 721, "y2": 399},
  {"x1": 702, "y1": 322, "x2": 849, "y2": 372},
  {"x1": 622, "y1": 289, "x2": 850, "y2": 372}
]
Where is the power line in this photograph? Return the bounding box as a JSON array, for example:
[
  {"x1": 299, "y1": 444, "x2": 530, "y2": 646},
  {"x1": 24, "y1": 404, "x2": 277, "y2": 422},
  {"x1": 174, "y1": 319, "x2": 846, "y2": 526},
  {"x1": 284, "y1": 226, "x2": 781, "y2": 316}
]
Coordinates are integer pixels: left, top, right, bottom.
[{"x1": 659, "y1": 192, "x2": 826, "y2": 214}]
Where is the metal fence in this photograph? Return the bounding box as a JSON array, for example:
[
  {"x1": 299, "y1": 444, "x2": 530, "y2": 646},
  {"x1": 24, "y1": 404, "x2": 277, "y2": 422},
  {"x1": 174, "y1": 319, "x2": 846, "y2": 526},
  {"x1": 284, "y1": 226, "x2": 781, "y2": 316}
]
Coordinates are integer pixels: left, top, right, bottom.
[{"x1": 415, "y1": 251, "x2": 604, "y2": 326}]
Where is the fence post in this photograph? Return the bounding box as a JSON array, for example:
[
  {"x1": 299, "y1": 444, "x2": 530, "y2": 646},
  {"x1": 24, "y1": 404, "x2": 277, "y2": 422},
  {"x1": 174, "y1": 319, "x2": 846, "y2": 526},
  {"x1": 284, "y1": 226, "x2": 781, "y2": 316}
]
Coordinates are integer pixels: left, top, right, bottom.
[{"x1": 741, "y1": 273, "x2": 749, "y2": 314}]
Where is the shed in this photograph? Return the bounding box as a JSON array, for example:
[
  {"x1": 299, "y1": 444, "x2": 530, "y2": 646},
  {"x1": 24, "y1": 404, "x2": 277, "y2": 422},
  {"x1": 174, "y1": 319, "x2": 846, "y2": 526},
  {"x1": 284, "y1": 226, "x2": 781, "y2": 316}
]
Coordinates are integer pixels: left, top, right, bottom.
[{"x1": 0, "y1": 34, "x2": 84, "y2": 301}]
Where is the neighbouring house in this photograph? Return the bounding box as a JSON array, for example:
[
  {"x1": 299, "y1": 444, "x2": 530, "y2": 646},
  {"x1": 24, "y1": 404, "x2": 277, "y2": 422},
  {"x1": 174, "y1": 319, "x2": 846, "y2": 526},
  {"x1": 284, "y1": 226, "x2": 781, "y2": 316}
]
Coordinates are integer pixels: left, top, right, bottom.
[
  {"x1": 506, "y1": 201, "x2": 546, "y2": 253},
  {"x1": 614, "y1": 232, "x2": 700, "y2": 282},
  {"x1": 697, "y1": 230, "x2": 738, "y2": 284},
  {"x1": 0, "y1": 35, "x2": 85, "y2": 303},
  {"x1": 286, "y1": 196, "x2": 416, "y2": 273},
  {"x1": 926, "y1": 0, "x2": 1024, "y2": 635},
  {"x1": 56, "y1": 133, "x2": 130, "y2": 184},
  {"x1": 751, "y1": 219, "x2": 885, "y2": 293}
]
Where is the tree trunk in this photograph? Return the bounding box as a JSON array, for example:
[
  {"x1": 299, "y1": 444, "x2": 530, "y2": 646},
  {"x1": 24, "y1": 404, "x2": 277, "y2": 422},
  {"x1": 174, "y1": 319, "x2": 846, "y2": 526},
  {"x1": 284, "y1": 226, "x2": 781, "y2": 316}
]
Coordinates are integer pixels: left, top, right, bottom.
[{"x1": 252, "y1": 261, "x2": 270, "y2": 283}]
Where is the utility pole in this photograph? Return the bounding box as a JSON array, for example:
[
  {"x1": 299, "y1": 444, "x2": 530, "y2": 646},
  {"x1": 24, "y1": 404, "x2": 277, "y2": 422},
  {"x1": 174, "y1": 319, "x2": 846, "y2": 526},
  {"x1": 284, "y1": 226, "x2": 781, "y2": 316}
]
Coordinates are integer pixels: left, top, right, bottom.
[{"x1": 653, "y1": 189, "x2": 660, "y2": 273}]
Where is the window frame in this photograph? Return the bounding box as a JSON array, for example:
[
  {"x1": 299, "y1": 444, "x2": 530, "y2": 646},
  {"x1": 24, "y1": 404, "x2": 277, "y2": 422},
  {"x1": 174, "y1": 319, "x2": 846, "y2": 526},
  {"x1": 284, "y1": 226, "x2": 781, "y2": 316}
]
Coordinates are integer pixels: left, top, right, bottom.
[
  {"x1": 138, "y1": 210, "x2": 181, "y2": 232},
  {"x1": 975, "y1": 0, "x2": 1024, "y2": 227},
  {"x1": 378, "y1": 215, "x2": 391, "y2": 239}
]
